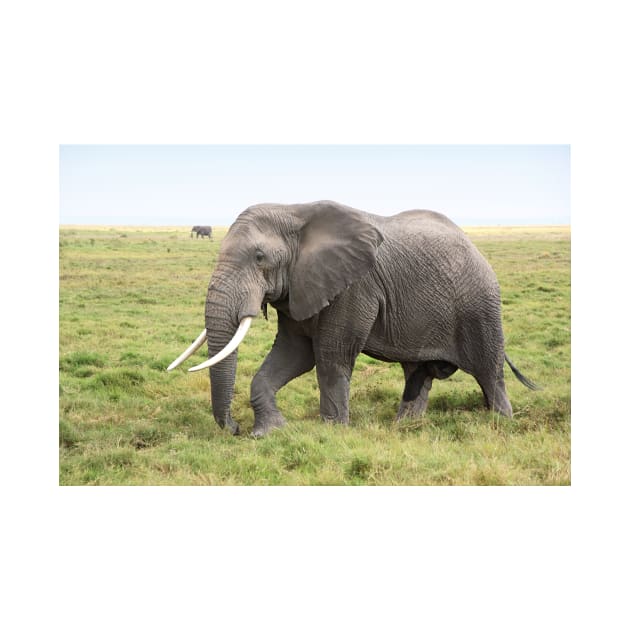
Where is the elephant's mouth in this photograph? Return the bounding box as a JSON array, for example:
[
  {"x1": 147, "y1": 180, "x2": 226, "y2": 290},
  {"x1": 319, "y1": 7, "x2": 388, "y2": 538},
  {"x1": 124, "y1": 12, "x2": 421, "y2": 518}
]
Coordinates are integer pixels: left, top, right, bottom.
[{"x1": 166, "y1": 316, "x2": 253, "y2": 373}]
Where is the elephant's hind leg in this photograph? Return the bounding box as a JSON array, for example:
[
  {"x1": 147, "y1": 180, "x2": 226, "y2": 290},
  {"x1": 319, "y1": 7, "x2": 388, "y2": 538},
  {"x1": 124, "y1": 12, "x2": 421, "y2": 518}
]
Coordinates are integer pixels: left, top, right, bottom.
[
  {"x1": 396, "y1": 361, "x2": 459, "y2": 420},
  {"x1": 475, "y1": 372, "x2": 513, "y2": 417},
  {"x1": 396, "y1": 363, "x2": 433, "y2": 420}
]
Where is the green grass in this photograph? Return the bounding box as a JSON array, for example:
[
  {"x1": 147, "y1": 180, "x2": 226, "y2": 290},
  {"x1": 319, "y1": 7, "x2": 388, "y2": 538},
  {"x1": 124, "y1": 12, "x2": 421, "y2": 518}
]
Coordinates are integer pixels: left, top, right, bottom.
[{"x1": 59, "y1": 225, "x2": 570, "y2": 485}]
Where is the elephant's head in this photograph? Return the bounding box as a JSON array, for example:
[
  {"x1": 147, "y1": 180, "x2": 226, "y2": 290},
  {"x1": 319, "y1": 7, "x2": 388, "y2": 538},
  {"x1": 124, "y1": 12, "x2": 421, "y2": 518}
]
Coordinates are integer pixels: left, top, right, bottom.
[{"x1": 168, "y1": 201, "x2": 383, "y2": 434}]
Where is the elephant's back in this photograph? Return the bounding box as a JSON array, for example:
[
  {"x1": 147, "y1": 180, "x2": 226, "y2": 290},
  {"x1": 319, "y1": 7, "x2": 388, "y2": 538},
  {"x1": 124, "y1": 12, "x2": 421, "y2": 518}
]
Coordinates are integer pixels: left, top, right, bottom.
[
  {"x1": 381, "y1": 208, "x2": 465, "y2": 240},
  {"x1": 385, "y1": 208, "x2": 461, "y2": 229},
  {"x1": 371, "y1": 208, "x2": 501, "y2": 338},
  {"x1": 379, "y1": 209, "x2": 490, "y2": 279}
]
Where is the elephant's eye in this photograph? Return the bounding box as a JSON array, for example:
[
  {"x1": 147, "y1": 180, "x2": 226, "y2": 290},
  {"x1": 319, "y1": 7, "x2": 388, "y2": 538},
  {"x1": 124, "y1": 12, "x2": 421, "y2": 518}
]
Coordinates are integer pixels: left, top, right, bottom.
[{"x1": 255, "y1": 250, "x2": 265, "y2": 264}]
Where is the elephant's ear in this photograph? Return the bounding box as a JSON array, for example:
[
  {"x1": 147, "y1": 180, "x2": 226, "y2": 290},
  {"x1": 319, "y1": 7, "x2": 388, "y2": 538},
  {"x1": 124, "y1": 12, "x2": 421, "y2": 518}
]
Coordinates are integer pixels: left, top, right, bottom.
[{"x1": 289, "y1": 203, "x2": 384, "y2": 321}]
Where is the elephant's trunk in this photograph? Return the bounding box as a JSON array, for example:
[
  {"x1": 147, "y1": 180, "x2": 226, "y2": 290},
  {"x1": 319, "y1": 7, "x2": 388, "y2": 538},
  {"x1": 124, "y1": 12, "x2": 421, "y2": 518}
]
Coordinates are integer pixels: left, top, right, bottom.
[
  {"x1": 203, "y1": 292, "x2": 243, "y2": 435},
  {"x1": 202, "y1": 269, "x2": 263, "y2": 435},
  {"x1": 209, "y1": 352, "x2": 240, "y2": 435}
]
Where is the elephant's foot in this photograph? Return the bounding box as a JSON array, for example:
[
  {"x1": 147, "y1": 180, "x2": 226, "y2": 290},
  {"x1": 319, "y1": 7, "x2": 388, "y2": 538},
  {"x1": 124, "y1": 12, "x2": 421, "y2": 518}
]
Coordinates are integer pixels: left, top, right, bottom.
[
  {"x1": 251, "y1": 411, "x2": 286, "y2": 438},
  {"x1": 488, "y1": 388, "x2": 513, "y2": 418},
  {"x1": 396, "y1": 397, "x2": 429, "y2": 420}
]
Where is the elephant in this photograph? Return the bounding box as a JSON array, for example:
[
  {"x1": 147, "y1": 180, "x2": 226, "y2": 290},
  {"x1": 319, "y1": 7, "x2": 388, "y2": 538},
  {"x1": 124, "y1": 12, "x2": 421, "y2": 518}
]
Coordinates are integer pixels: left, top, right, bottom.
[
  {"x1": 169, "y1": 201, "x2": 537, "y2": 437},
  {"x1": 191, "y1": 225, "x2": 213, "y2": 239}
]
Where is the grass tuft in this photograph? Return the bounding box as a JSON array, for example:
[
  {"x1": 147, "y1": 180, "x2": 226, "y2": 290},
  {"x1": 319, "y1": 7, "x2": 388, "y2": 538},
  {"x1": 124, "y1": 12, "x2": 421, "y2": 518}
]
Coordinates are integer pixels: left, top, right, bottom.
[
  {"x1": 60, "y1": 351, "x2": 106, "y2": 370},
  {"x1": 89, "y1": 369, "x2": 146, "y2": 389}
]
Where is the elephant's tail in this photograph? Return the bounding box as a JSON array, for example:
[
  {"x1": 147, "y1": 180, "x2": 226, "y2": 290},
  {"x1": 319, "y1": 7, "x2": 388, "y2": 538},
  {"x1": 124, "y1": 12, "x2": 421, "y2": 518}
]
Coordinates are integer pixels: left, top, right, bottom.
[{"x1": 505, "y1": 354, "x2": 540, "y2": 390}]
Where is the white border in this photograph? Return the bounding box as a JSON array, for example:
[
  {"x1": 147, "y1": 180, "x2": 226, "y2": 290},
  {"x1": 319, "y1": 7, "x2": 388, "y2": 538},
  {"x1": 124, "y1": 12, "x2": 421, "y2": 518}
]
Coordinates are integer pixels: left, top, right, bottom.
[{"x1": 4, "y1": 1, "x2": 629, "y2": 628}]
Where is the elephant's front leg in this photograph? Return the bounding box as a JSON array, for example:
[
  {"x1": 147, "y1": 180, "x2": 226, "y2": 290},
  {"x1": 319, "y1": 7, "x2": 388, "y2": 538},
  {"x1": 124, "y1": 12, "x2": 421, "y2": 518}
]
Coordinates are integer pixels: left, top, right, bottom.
[
  {"x1": 312, "y1": 298, "x2": 376, "y2": 425},
  {"x1": 315, "y1": 361, "x2": 353, "y2": 424},
  {"x1": 250, "y1": 326, "x2": 315, "y2": 437}
]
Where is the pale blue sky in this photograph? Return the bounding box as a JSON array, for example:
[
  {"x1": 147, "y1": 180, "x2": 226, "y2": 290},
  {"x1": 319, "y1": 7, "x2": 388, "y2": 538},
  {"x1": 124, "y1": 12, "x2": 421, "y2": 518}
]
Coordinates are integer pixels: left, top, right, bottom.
[{"x1": 59, "y1": 145, "x2": 569, "y2": 226}]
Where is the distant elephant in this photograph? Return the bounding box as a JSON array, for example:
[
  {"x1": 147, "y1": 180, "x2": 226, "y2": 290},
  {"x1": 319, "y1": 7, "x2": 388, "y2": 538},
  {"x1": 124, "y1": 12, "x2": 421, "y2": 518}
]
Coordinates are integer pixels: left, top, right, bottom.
[
  {"x1": 169, "y1": 201, "x2": 537, "y2": 437},
  {"x1": 191, "y1": 225, "x2": 213, "y2": 239}
]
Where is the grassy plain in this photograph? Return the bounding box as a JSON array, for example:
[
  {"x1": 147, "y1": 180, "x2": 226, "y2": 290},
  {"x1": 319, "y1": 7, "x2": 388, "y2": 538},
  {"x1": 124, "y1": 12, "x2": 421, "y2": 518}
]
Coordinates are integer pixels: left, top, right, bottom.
[{"x1": 59, "y1": 224, "x2": 570, "y2": 485}]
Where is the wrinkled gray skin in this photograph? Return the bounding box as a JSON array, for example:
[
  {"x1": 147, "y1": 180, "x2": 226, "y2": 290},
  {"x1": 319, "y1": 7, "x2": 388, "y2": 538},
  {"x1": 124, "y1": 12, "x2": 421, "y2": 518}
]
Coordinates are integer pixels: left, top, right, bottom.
[
  {"x1": 191, "y1": 225, "x2": 213, "y2": 239},
  {"x1": 200, "y1": 201, "x2": 536, "y2": 437}
]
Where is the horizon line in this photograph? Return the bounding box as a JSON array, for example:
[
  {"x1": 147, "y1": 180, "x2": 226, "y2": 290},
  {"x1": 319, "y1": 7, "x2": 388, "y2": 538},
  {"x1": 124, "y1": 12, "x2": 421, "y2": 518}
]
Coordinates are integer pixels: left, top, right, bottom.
[{"x1": 59, "y1": 221, "x2": 572, "y2": 229}]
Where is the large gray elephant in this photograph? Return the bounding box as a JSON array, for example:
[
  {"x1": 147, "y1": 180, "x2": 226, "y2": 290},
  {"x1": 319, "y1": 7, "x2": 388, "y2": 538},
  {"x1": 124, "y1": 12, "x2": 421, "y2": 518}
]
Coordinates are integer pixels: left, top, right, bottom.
[
  {"x1": 169, "y1": 201, "x2": 537, "y2": 437},
  {"x1": 191, "y1": 225, "x2": 213, "y2": 239}
]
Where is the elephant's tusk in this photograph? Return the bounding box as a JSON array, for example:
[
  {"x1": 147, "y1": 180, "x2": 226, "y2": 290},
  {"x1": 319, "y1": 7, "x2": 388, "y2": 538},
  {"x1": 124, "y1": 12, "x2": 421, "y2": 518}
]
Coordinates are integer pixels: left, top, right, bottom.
[
  {"x1": 166, "y1": 329, "x2": 207, "y2": 371},
  {"x1": 188, "y1": 317, "x2": 253, "y2": 372}
]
